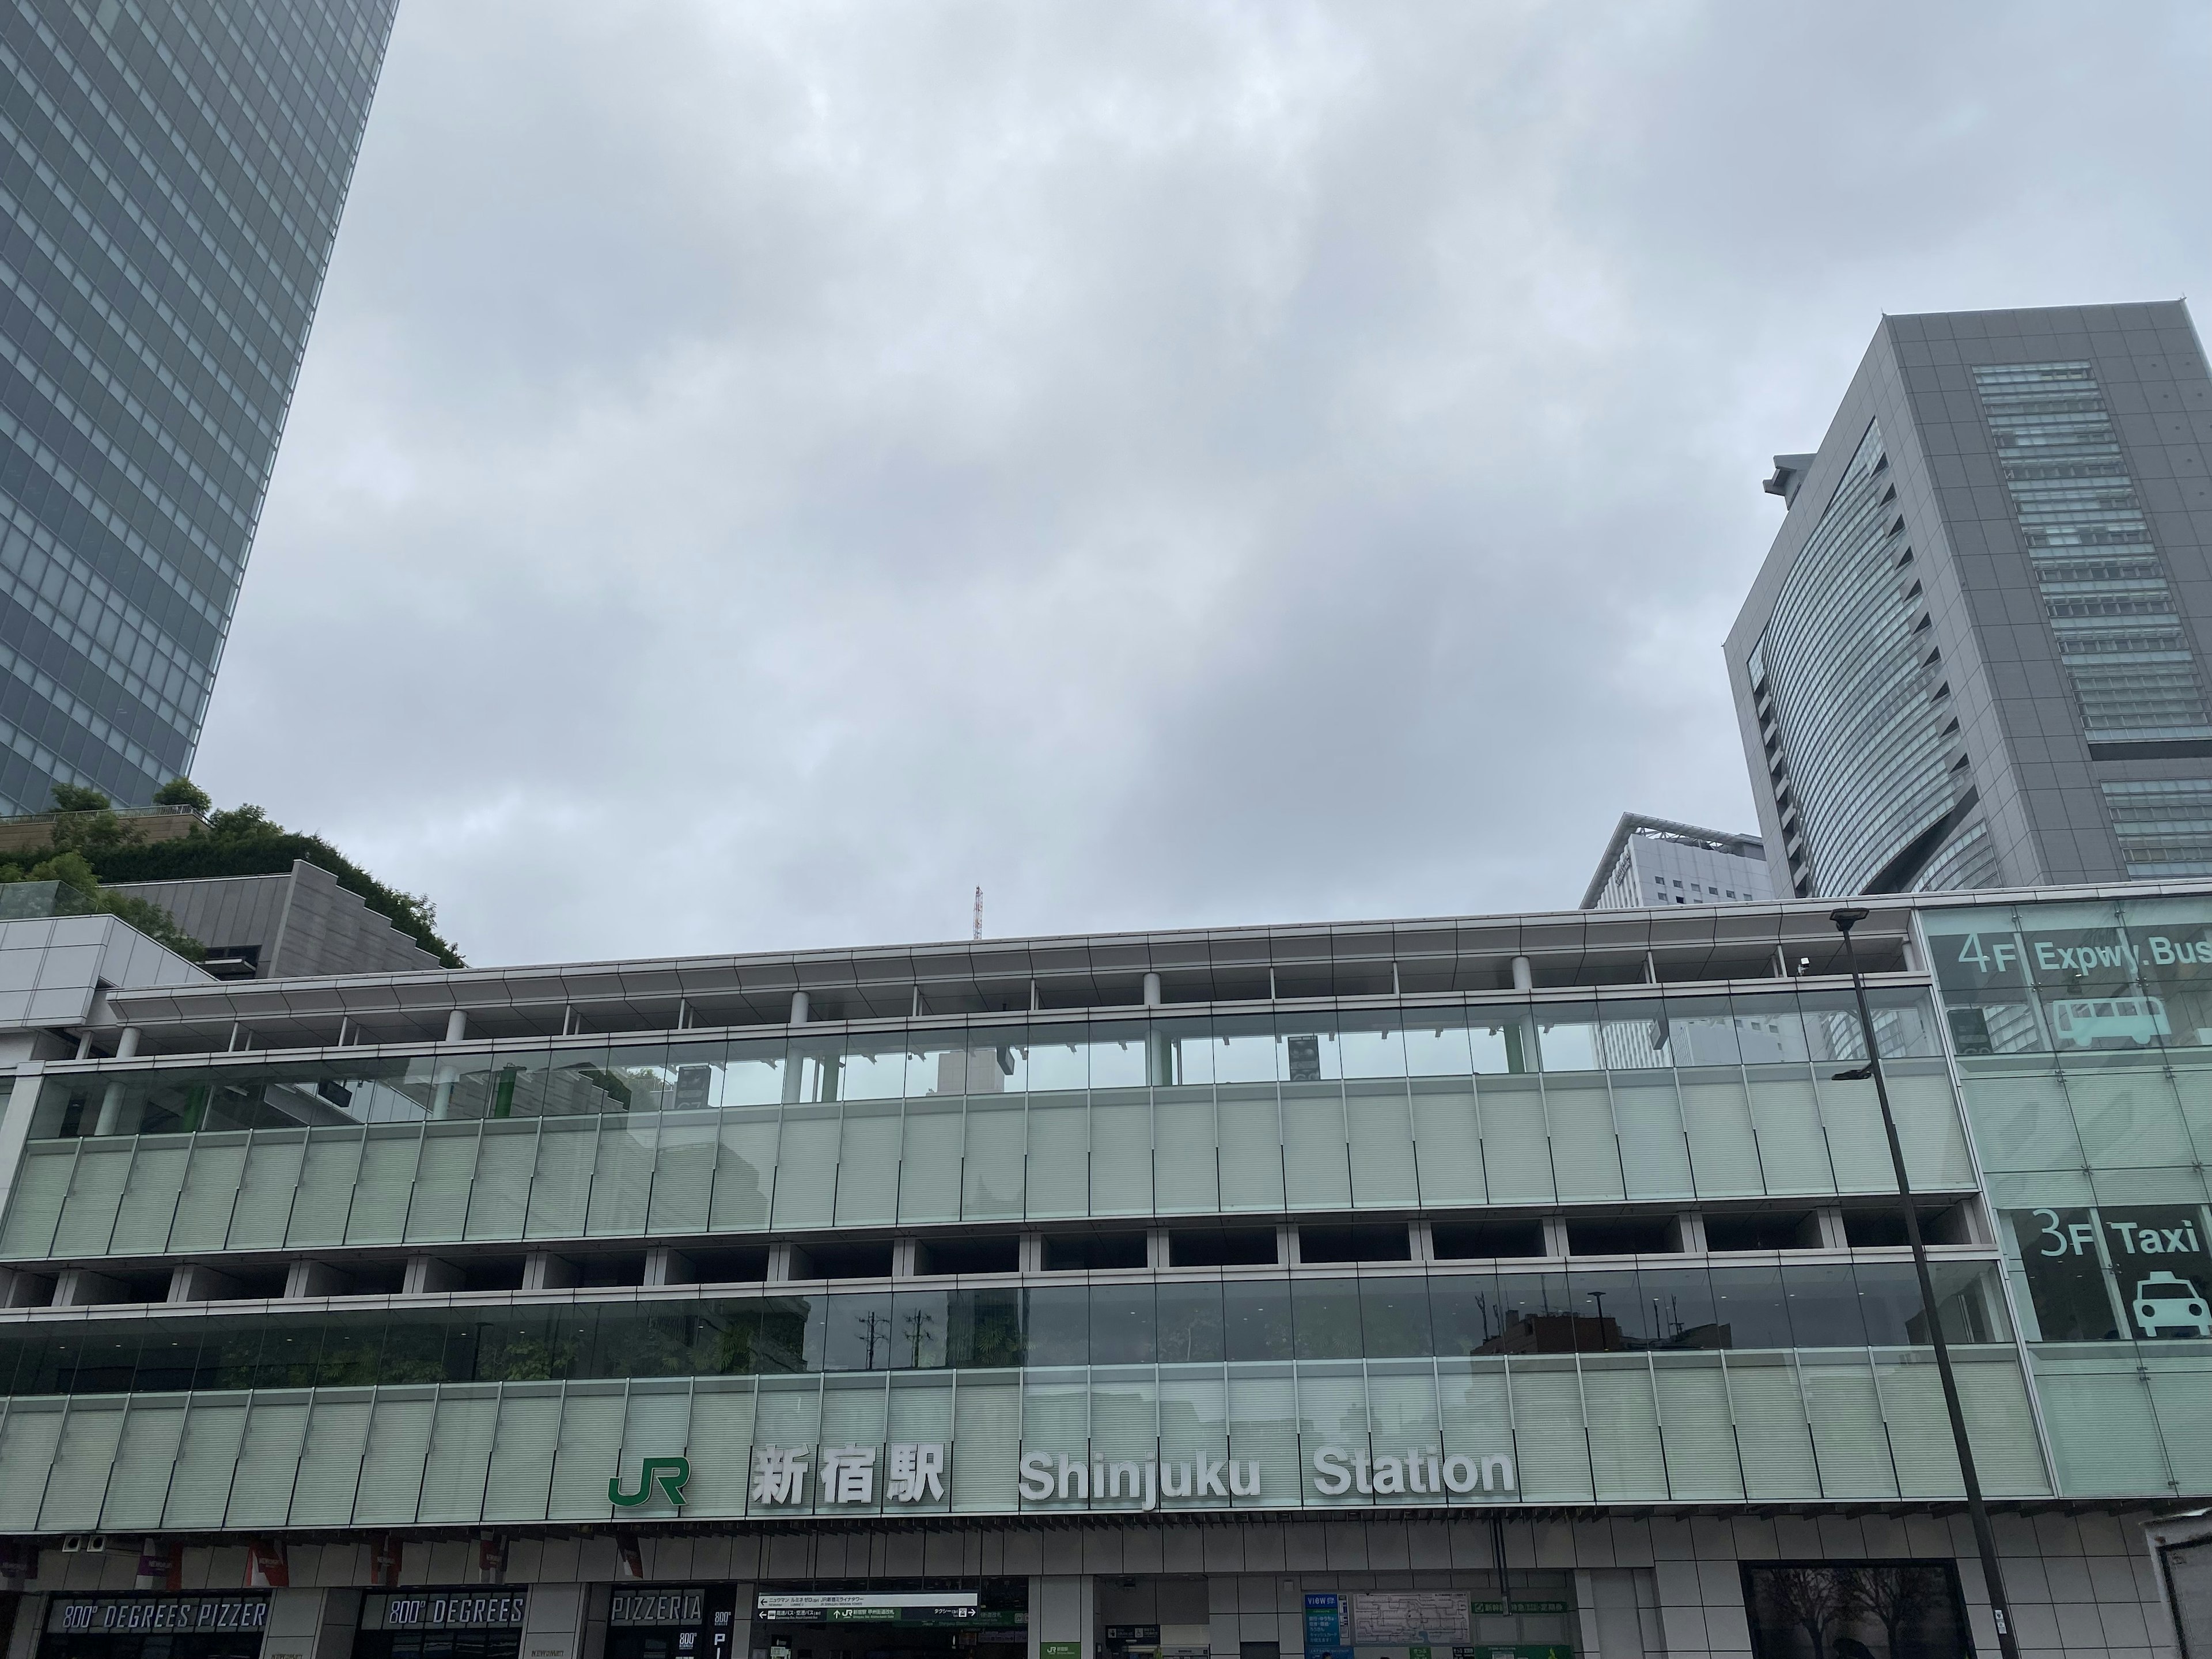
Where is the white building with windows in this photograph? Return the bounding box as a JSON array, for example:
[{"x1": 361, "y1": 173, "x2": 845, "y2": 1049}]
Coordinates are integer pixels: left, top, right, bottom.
[
  {"x1": 1579, "y1": 814, "x2": 1773, "y2": 912},
  {"x1": 0, "y1": 884, "x2": 2208, "y2": 1659}
]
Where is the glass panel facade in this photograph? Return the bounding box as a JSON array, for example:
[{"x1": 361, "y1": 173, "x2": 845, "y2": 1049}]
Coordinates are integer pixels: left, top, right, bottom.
[
  {"x1": 1972, "y1": 361, "x2": 2212, "y2": 743},
  {"x1": 3, "y1": 995, "x2": 1970, "y2": 1256},
  {"x1": 0, "y1": 2, "x2": 399, "y2": 808},
  {"x1": 0, "y1": 1264, "x2": 2015, "y2": 1396},
  {"x1": 1931, "y1": 891, "x2": 2212, "y2": 1499},
  {"x1": 1754, "y1": 420, "x2": 1964, "y2": 894}
]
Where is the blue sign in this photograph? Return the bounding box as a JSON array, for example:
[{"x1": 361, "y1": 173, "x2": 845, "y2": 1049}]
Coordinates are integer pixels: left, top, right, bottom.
[{"x1": 1305, "y1": 1594, "x2": 1346, "y2": 1659}]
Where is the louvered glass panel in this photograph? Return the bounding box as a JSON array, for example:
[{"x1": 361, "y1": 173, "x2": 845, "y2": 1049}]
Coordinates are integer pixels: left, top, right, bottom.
[
  {"x1": 1652, "y1": 1355, "x2": 1742, "y2": 1500},
  {"x1": 161, "y1": 1400, "x2": 248, "y2": 1527},
  {"x1": 344, "y1": 1127, "x2": 420, "y2": 1244},
  {"x1": 1581, "y1": 1356, "x2": 1667, "y2": 1501},
  {"x1": 99, "y1": 1401, "x2": 187, "y2": 1529},
  {"x1": 1611, "y1": 1073, "x2": 1694, "y2": 1200},
  {"x1": 1814, "y1": 1070, "x2": 1896, "y2": 1192},
  {"x1": 481, "y1": 1388, "x2": 563, "y2": 1523},
  {"x1": 961, "y1": 1097, "x2": 1025, "y2": 1219},
  {"x1": 37, "y1": 1400, "x2": 126, "y2": 1529},
  {"x1": 1089, "y1": 1373, "x2": 1158, "y2": 1502},
  {"x1": 1215, "y1": 1090, "x2": 1284, "y2": 1211},
  {"x1": 885, "y1": 1374, "x2": 954, "y2": 1514},
  {"x1": 1362, "y1": 1365, "x2": 1442, "y2": 1508},
  {"x1": 223, "y1": 1399, "x2": 309, "y2": 1525},
  {"x1": 547, "y1": 1385, "x2": 627, "y2": 1521},
  {"x1": 525, "y1": 1119, "x2": 598, "y2": 1238},
  {"x1": 1152, "y1": 1092, "x2": 1218, "y2": 1214},
  {"x1": 1799, "y1": 1358, "x2": 1897, "y2": 1498},
  {"x1": 1887, "y1": 1063, "x2": 1977, "y2": 1188},
  {"x1": 645, "y1": 1112, "x2": 718, "y2": 1233},
  {"x1": 2034, "y1": 1358, "x2": 2169, "y2": 1495},
  {"x1": 1225, "y1": 1369, "x2": 1297, "y2": 1509},
  {"x1": 1346, "y1": 1084, "x2": 1419, "y2": 1207},
  {"x1": 1744, "y1": 1069, "x2": 1836, "y2": 1195},
  {"x1": 164, "y1": 1138, "x2": 247, "y2": 1251},
  {"x1": 619, "y1": 1382, "x2": 699, "y2": 1513},
  {"x1": 1, "y1": 1144, "x2": 76, "y2": 1257},
  {"x1": 1722, "y1": 1354, "x2": 1821, "y2": 1499},
  {"x1": 1946, "y1": 1355, "x2": 2048, "y2": 1497},
  {"x1": 749, "y1": 1378, "x2": 823, "y2": 1514},
  {"x1": 288, "y1": 1132, "x2": 365, "y2": 1247},
  {"x1": 223, "y1": 1135, "x2": 304, "y2": 1249},
  {"x1": 1410, "y1": 1084, "x2": 1484, "y2": 1207},
  {"x1": 462, "y1": 1121, "x2": 537, "y2": 1240},
  {"x1": 1505, "y1": 1358, "x2": 1592, "y2": 1501},
  {"x1": 1279, "y1": 1091, "x2": 1350, "y2": 1211},
  {"x1": 2145, "y1": 1365, "x2": 2212, "y2": 1497},
  {"x1": 407, "y1": 1123, "x2": 480, "y2": 1242},
  {"x1": 1022, "y1": 1099, "x2": 1089, "y2": 1218},
  {"x1": 895, "y1": 1100, "x2": 963, "y2": 1225},
  {"x1": 709, "y1": 1109, "x2": 778, "y2": 1232},
  {"x1": 287, "y1": 1396, "x2": 372, "y2": 1525},
  {"x1": 586, "y1": 1118, "x2": 658, "y2": 1235},
  {"x1": 353, "y1": 1393, "x2": 437, "y2": 1523},
  {"x1": 1679, "y1": 1071, "x2": 1765, "y2": 1196},
  {"x1": 1476, "y1": 1077, "x2": 1553, "y2": 1203},
  {"x1": 415, "y1": 1391, "x2": 499, "y2": 1522},
  {"x1": 1542, "y1": 1077, "x2": 1622, "y2": 1202},
  {"x1": 1089, "y1": 1094, "x2": 1153, "y2": 1216},
  {"x1": 1157, "y1": 1369, "x2": 1228, "y2": 1516},
  {"x1": 949, "y1": 1377, "x2": 1019, "y2": 1513},
  {"x1": 1871, "y1": 1352, "x2": 1962, "y2": 1499},
  {"x1": 1436, "y1": 1359, "x2": 1514, "y2": 1503},
  {"x1": 1956, "y1": 1068, "x2": 2080, "y2": 1173},
  {"x1": 0, "y1": 1405, "x2": 65, "y2": 1528},
  {"x1": 770, "y1": 1108, "x2": 839, "y2": 1230},
  {"x1": 51, "y1": 1145, "x2": 131, "y2": 1256},
  {"x1": 680, "y1": 1382, "x2": 757, "y2": 1519},
  {"x1": 108, "y1": 1143, "x2": 190, "y2": 1255}
]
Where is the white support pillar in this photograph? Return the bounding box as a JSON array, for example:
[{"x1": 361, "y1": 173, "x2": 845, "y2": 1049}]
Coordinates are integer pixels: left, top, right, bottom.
[
  {"x1": 1510, "y1": 955, "x2": 1535, "y2": 991},
  {"x1": 1141, "y1": 972, "x2": 1161, "y2": 1006},
  {"x1": 789, "y1": 990, "x2": 810, "y2": 1025},
  {"x1": 115, "y1": 1027, "x2": 140, "y2": 1058},
  {"x1": 445, "y1": 1009, "x2": 468, "y2": 1043}
]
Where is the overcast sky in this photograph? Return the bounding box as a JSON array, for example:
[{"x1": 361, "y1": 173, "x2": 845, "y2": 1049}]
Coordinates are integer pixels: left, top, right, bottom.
[{"x1": 191, "y1": 2, "x2": 2212, "y2": 968}]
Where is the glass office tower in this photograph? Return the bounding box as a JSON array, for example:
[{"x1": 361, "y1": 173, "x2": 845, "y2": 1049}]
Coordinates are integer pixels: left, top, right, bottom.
[
  {"x1": 0, "y1": 0, "x2": 400, "y2": 812},
  {"x1": 1, "y1": 889, "x2": 2206, "y2": 1659},
  {"x1": 1726, "y1": 301, "x2": 2212, "y2": 899}
]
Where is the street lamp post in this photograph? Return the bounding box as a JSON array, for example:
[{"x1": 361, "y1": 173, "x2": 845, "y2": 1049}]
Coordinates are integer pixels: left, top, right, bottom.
[{"x1": 1830, "y1": 906, "x2": 2022, "y2": 1659}]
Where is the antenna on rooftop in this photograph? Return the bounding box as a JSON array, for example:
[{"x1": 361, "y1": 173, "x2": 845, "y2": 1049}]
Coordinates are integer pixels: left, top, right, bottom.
[{"x1": 973, "y1": 885, "x2": 983, "y2": 941}]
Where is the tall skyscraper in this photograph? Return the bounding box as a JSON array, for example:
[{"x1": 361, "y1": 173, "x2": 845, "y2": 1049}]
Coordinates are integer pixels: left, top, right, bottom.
[
  {"x1": 0, "y1": 0, "x2": 399, "y2": 813},
  {"x1": 1728, "y1": 300, "x2": 2212, "y2": 899}
]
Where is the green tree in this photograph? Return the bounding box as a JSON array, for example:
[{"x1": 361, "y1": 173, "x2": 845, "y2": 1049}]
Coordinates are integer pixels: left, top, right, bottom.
[
  {"x1": 48, "y1": 783, "x2": 111, "y2": 812},
  {"x1": 152, "y1": 777, "x2": 213, "y2": 811},
  {"x1": 0, "y1": 848, "x2": 202, "y2": 959}
]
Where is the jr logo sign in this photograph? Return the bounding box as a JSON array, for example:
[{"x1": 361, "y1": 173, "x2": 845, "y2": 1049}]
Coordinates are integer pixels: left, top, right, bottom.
[{"x1": 609, "y1": 1456, "x2": 691, "y2": 1508}]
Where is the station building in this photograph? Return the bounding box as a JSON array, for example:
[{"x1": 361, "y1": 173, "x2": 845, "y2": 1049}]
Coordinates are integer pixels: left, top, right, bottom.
[{"x1": 0, "y1": 885, "x2": 2207, "y2": 1659}]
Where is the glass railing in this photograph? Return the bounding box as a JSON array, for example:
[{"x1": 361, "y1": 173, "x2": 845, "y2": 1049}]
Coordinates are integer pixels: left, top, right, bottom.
[
  {"x1": 0, "y1": 1262, "x2": 2010, "y2": 1396},
  {"x1": 32, "y1": 990, "x2": 1941, "y2": 1139}
]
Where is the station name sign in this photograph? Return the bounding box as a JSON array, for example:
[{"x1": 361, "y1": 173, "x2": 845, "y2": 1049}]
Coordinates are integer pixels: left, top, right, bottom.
[{"x1": 615, "y1": 1440, "x2": 1516, "y2": 1513}]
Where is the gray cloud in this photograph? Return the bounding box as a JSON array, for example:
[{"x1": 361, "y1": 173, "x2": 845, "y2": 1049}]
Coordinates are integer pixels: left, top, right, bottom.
[{"x1": 195, "y1": 1, "x2": 2212, "y2": 965}]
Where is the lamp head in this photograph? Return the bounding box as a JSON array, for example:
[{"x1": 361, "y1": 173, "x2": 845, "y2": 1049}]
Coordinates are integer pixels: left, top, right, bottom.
[{"x1": 1830, "y1": 907, "x2": 1870, "y2": 936}]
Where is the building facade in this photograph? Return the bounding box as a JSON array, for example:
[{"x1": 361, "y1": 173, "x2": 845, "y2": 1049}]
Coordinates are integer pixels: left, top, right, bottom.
[
  {"x1": 108, "y1": 859, "x2": 440, "y2": 980},
  {"x1": 1725, "y1": 301, "x2": 2212, "y2": 901},
  {"x1": 0, "y1": 0, "x2": 400, "y2": 813},
  {"x1": 0, "y1": 889, "x2": 2206, "y2": 1658},
  {"x1": 1578, "y1": 817, "x2": 1771, "y2": 913}
]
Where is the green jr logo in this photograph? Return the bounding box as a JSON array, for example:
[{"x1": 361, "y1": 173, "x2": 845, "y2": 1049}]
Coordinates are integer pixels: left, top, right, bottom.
[{"x1": 609, "y1": 1456, "x2": 691, "y2": 1508}]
